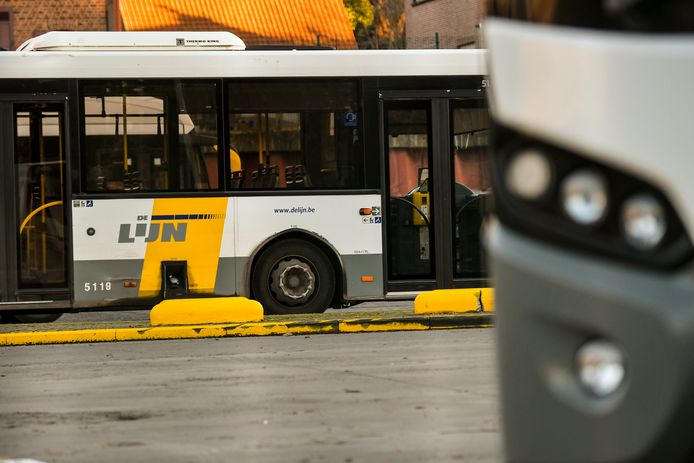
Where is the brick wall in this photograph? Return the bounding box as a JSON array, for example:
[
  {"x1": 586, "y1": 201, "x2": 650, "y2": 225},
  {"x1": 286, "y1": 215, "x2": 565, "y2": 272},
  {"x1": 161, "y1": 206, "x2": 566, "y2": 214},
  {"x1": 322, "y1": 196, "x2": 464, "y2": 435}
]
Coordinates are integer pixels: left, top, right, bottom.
[
  {"x1": 0, "y1": 0, "x2": 108, "y2": 49},
  {"x1": 404, "y1": 0, "x2": 486, "y2": 48}
]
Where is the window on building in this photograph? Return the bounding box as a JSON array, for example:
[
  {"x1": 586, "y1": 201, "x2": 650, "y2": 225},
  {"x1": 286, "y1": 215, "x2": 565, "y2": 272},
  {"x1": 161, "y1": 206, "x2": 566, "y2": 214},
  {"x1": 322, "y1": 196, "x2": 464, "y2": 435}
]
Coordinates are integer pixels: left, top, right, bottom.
[
  {"x1": 228, "y1": 79, "x2": 364, "y2": 190},
  {"x1": 81, "y1": 80, "x2": 220, "y2": 193},
  {"x1": 0, "y1": 9, "x2": 12, "y2": 51}
]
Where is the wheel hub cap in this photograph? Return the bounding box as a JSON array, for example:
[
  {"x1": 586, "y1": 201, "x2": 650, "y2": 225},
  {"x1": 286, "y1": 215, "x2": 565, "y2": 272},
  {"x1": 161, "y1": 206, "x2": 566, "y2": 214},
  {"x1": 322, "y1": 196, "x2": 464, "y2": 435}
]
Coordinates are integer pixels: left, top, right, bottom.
[{"x1": 270, "y1": 258, "x2": 315, "y2": 305}]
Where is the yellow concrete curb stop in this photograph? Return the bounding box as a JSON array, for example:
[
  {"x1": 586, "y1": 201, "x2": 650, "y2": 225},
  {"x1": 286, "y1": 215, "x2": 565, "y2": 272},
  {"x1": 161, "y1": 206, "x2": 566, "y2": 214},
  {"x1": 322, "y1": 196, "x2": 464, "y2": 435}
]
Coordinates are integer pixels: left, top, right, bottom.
[
  {"x1": 150, "y1": 297, "x2": 264, "y2": 326},
  {"x1": 414, "y1": 288, "x2": 494, "y2": 314}
]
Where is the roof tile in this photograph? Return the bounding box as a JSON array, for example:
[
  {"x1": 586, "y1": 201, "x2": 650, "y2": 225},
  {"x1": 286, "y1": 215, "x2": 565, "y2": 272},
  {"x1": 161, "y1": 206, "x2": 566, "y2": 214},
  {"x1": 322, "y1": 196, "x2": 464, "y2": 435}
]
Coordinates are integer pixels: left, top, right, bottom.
[{"x1": 119, "y1": 0, "x2": 357, "y2": 49}]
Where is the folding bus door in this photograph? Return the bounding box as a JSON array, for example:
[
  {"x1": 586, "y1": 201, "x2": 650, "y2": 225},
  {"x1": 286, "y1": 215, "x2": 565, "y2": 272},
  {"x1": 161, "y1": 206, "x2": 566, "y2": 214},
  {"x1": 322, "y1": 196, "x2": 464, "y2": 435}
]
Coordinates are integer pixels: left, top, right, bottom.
[{"x1": 382, "y1": 95, "x2": 489, "y2": 294}]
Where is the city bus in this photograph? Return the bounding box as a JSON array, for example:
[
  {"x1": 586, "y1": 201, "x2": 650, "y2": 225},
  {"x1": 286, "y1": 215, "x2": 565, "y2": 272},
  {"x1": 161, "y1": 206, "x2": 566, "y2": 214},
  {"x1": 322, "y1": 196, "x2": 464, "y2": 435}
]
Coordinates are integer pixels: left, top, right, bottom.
[
  {"x1": 486, "y1": 0, "x2": 694, "y2": 461},
  {"x1": 0, "y1": 31, "x2": 490, "y2": 322}
]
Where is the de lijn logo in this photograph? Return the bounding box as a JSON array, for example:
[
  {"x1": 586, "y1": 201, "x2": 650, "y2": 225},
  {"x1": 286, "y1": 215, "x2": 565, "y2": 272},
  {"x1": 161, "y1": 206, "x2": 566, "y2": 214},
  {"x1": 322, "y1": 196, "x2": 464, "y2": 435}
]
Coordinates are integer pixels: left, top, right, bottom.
[{"x1": 118, "y1": 215, "x2": 187, "y2": 243}]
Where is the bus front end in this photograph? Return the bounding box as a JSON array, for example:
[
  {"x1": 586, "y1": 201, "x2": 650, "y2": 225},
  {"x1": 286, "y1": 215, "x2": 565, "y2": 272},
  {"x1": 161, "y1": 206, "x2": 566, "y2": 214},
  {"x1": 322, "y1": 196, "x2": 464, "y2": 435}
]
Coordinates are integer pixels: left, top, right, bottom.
[{"x1": 485, "y1": 1, "x2": 694, "y2": 461}]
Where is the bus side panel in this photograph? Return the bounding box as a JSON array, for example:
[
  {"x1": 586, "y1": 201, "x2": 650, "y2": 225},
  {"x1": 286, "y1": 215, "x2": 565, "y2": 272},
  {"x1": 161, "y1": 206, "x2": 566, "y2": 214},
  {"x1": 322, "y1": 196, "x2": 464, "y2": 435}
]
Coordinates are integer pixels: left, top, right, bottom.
[
  {"x1": 72, "y1": 198, "x2": 151, "y2": 307},
  {"x1": 72, "y1": 197, "x2": 234, "y2": 307},
  {"x1": 214, "y1": 197, "x2": 238, "y2": 297},
  {"x1": 235, "y1": 194, "x2": 384, "y2": 300}
]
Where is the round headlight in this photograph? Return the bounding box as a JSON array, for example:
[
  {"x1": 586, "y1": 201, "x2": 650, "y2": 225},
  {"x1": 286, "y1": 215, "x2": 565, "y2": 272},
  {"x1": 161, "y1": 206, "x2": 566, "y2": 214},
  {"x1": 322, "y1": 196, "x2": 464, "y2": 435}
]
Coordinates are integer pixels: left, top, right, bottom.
[
  {"x1": 505, "y1": 148, "x2": 553, "y2": 201},
  {"x1": 576, "y1": 339, "x2": 626, "y2": 397},
  {"x1": 621, "y1": 194, "x2": 667, "y2": 251},
  {"x1": 561, "y1": 169, "x2": 609, "y2": 225}
]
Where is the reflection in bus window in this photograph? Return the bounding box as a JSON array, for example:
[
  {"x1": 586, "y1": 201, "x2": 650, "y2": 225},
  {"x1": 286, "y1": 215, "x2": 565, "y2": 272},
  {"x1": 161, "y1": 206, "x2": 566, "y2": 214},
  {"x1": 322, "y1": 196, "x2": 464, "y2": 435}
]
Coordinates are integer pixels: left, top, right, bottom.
[
  {"x1": 451, "y1": 101, "x2": 490, "y2": 278},
  {"x1": 387, "y1": 109, "x2": 429, "y2": 198},
  {"x1": 81, "y1": 81, "x2": 219, "y2": 193},
  {"x1": 228, "y1": 79, "x2": 363, "y2": 190},
  {"x1": 385, "y1": 105, "x2": 433, "y2": 280}
]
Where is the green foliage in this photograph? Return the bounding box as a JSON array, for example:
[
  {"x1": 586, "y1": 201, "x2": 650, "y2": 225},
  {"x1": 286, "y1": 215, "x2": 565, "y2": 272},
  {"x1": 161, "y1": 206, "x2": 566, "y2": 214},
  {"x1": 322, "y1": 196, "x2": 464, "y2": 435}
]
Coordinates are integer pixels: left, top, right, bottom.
[
  {"x1": 343, "y1": 0, "x2": 375, "y2": 30},
  {"x1": 354, "y1": 0, "x2": 406, "y2": 49}
]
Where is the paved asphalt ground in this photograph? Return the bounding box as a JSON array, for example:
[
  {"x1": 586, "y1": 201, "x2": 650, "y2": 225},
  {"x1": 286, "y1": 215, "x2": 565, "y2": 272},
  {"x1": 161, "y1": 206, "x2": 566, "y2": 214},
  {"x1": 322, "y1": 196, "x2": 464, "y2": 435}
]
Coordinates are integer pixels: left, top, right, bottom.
[{"x1": 0, "y1": 328, "x2": 502, "y2": 463}]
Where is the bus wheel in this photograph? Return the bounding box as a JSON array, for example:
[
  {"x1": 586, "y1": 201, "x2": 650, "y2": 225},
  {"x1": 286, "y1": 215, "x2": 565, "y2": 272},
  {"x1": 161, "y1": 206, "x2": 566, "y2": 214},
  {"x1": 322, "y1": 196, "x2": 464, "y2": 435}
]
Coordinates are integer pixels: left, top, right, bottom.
[
  {"x1": 253, "y1": 239, "x2": 335, "y2": 315},
  {"x1": 10, "y1": 313, "x2": 63, "y2": 323}
]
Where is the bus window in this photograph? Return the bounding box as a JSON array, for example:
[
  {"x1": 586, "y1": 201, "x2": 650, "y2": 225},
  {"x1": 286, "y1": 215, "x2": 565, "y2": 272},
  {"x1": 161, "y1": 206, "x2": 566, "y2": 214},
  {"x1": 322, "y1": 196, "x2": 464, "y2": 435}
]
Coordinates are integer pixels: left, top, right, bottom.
[
  {"x1": 14, "y1": 105, "x2": 67, "y2": 289},
  {"x1": 228, "y1": 79, "x2": 363, "y2": 190},
  {"x1": 81, "y1": 80, "x2": 220, "y2": 193},
  {"x1": 385, "y1": 103, "x2": 433, "y2": 280},
  {"x1": 451, "y1": 99, "x2": 490, "y2": 278},
  {"x1": 229, "y1": 112, "x2": 301, "y2": 188}
]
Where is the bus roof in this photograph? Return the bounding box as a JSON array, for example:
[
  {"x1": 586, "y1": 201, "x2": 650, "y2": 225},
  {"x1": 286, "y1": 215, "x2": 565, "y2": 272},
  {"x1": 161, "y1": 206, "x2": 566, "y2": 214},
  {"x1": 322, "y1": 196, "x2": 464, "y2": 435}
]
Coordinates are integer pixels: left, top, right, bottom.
[
  {"x1": 17, "y1": 31, "x2": 246, "y2": 52},
  {"x1": 0, "y1": 43, "x2": 486, "y2": 79}
]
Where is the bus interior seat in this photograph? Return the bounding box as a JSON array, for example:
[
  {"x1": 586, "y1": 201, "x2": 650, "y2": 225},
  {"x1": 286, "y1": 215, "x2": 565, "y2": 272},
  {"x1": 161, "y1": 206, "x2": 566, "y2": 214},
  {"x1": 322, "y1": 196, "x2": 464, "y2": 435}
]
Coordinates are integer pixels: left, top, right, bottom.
[
  {"x1": 456, "y1": 194, "x2": 487, "y2": 275},
  {"x1": 263, "y1": 165, "x2": 279, "y2": 188},
  {"x1": 319, "y1": 168, "x2": 338, "y2": 186},
  {"x1": 230, "y1": 169, "x2": 245, "y2": 189},
  {"x1": 251, "y1": 169, "x2": 259, "y2": 187},
  {"x1": 251, "y1": 166, "x2": 279, "y2": 189},
  {"x1": 285, "y1": 164, "x2": 311, "y2": 188},
  {"x1": 123, "y1": 171, "x2": 141, "y2": 191}
]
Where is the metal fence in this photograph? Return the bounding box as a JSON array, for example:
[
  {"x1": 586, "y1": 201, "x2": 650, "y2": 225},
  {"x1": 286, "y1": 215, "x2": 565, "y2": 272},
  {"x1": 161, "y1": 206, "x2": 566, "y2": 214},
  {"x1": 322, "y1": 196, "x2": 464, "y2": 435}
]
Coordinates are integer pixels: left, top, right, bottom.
[
  {"x1": 241, "y1": 33, "x2": 483, "y2": 50},
  {"x1": 357, "y1": 34, "x2": 483, "y2": 50}
]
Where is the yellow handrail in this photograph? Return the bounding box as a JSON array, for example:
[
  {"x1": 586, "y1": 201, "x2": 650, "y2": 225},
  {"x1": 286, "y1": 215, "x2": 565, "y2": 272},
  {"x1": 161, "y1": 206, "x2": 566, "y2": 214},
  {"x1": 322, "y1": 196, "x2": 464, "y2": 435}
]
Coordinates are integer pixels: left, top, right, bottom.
[
  {"x1": 122, "y1": 94, "x2": 129, "y2": 173},
  {"x1": 19, "y1": 201, "x2": 63, "y2": 234}
]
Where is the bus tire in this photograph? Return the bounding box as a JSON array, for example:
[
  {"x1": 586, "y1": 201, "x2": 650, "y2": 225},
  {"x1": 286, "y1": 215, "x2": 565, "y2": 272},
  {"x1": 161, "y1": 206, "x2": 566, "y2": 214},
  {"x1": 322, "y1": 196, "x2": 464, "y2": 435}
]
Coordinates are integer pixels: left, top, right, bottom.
[
  {"x1": 10, "y1": 313, "x2": 63, "y2": 323},
  {"x1": 252, "y1": 239, "x2": 335, "y2": 315}
]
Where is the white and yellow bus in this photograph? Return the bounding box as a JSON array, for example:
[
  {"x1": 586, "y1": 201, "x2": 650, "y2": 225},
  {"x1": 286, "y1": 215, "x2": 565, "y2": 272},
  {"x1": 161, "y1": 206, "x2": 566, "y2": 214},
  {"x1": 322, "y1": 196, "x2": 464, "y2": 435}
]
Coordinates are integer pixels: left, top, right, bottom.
[{"x1": 0, "y1": 31, "x2": 489, "y2": 322}]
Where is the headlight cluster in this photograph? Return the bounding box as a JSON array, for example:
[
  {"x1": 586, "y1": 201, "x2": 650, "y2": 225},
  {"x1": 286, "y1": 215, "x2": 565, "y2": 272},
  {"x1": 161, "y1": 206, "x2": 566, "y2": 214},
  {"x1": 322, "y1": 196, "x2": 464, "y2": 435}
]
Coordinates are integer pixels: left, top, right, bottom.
[
  {"x1": 492, "y1": 131, "x2": 692, "y2": 269},
  {"x1": 505, "y1": 148, "x2": 553, "y2": 201},
  {"x1": 621, "y1": 194, "x2": 667, "y2": 251},
  {"x1": 507, "y1": 148, "x2": 665, "y2": 251},
  {"x1": 561, "y1": 169, "x2": 609, "y2": 227}
]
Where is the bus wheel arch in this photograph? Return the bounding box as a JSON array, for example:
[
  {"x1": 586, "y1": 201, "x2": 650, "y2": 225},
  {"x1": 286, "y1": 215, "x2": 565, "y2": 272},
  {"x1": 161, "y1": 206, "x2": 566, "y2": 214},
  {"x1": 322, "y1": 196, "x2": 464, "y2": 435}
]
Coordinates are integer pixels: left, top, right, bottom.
[{"x1": 249, "y1": 231, "x2": 344, "y2": 314}]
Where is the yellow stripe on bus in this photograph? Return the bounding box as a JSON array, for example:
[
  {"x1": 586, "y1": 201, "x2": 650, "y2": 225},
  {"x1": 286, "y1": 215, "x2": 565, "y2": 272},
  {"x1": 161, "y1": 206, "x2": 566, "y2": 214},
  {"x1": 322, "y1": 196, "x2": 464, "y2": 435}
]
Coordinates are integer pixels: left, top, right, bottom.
[{"x1": 138, "y1": 197, "x2": 228, "y2": 298}]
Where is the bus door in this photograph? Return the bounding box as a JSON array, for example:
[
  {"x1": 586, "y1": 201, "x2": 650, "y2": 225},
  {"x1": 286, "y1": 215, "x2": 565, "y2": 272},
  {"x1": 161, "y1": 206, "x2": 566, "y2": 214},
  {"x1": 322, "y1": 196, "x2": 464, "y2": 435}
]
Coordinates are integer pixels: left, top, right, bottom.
[
  {"x1": 0, "y1": 101, "x2": 69, "y2": 303},
  {"x1": 382, "y1": 95, "x2": 489, "y2": 293}
]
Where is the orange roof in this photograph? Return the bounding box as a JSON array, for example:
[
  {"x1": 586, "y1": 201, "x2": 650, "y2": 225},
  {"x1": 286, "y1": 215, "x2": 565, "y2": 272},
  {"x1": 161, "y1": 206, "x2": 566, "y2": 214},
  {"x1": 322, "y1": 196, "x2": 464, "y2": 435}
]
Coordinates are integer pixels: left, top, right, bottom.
[{"x1": 119, "y1": 0, "x2": 357, "y2": 49}]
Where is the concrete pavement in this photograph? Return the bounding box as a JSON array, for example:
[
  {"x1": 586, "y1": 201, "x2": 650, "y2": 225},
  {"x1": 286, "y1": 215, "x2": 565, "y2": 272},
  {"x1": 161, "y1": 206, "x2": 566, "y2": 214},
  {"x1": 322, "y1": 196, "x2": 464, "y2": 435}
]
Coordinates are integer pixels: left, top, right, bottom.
[{"x1": 0, "y1": 329, "x2": 502, "y2": 463}]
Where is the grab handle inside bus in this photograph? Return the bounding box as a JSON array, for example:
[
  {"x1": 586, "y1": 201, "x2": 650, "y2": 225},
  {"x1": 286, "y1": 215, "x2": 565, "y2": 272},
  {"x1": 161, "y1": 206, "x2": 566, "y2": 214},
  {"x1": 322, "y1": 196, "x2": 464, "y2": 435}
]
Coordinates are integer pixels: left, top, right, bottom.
[{"x1": 19, "y1": 200, "x2": 63, "y2": 234}]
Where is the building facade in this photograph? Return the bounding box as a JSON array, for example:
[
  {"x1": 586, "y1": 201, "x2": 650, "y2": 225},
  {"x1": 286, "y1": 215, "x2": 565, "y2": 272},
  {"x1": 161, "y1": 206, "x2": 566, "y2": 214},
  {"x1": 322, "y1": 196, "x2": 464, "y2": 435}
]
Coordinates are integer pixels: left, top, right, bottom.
[
  {"x1": 0, "y1": 0, "x2": 112, "y2": 50},
  {"x1": 405, "y1": 0, "x2": 487, "y2": 48}
]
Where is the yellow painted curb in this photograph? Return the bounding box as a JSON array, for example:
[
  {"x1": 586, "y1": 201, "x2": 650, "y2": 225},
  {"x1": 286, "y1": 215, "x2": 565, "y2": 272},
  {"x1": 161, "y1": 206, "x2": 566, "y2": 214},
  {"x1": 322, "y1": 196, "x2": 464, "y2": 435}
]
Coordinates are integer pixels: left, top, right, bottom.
[
  {"x1": 149, "y1": 297, "x2": 264, "y2": 326},
  {"x1": 121, "y1": 325, "x2": 230, "y2": 342},
  {"x1": 414, "y1": 288, "x2": 494, "y2": 314},
  {"x1": 3, "y1": 329, "x2": 117, "y2": 346},
  {"x1": 337, "y1": 319, "x2": 429, "y2": 333},
  {"x1": 0, "y1": 314, "x2": 494, "y2": 346}
]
